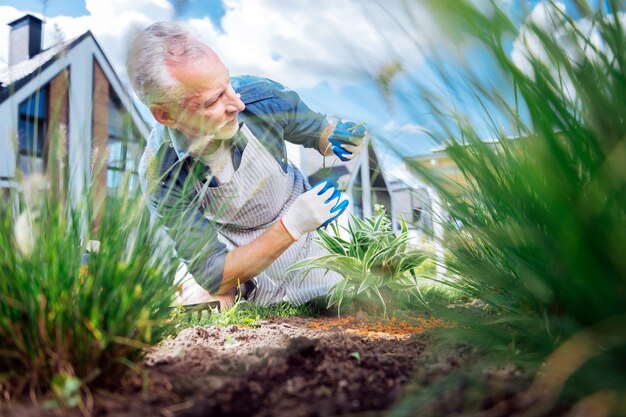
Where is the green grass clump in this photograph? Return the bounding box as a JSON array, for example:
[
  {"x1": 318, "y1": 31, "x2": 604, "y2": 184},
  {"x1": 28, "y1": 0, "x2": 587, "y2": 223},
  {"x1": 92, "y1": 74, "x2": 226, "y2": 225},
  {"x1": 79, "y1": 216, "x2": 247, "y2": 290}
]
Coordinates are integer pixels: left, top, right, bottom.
[
  {"x1": 0, "y1": 172, "x2": 178, "y2": 404},
  {"x1": 394, "y1": 0, "x2": 626, "y2": 413},
  {"x1": 171, "y1": 300, "x2": 321, "y2": 331}
]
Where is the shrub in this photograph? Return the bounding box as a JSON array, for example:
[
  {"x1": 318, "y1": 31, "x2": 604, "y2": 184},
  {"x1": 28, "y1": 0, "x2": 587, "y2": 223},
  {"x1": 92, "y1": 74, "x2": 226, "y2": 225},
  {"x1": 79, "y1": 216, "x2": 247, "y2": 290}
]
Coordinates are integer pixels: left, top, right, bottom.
[{"x1": 287, "y1": 209, "x2": 428, "y2": 316}]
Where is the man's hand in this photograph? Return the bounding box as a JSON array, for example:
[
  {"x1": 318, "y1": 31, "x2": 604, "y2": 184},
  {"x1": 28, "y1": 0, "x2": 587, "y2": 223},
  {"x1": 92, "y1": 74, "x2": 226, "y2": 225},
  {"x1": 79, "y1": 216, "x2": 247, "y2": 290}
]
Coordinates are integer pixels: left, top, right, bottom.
[
  {"x1": 280, "y1": 179, "x2": 349, "y2": 241},
  {"x1": 328, "y1": 121, "x2": 368, "y2": 161}
]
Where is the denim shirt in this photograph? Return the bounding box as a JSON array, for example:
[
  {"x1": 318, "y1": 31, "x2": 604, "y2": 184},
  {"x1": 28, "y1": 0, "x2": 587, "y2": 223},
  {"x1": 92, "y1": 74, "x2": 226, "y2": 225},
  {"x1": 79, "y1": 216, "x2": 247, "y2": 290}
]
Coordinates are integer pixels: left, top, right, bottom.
[{"x1": 138, "y1": 75, "x2": 329, "y2": 293}]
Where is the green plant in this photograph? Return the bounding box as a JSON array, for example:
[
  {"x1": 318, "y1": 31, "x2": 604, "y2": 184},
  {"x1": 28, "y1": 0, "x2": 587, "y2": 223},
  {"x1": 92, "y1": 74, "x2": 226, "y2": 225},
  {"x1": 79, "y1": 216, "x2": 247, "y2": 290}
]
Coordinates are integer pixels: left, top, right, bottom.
[
  {"x1": 0, "y1": 165, "x2": 178, "y2": 402},
  {"x1": 171, "y1": 299, "x2": 320, "y2": 332},
  {"x1": 43, "y1": 374, "x2": 82, "y2": 410},
  {"x1": 286, "y1": 209, "x2": 428, "y2": 316},
  {"x1": 392, "y1": 0, "x2": 626, "y2": 413}
]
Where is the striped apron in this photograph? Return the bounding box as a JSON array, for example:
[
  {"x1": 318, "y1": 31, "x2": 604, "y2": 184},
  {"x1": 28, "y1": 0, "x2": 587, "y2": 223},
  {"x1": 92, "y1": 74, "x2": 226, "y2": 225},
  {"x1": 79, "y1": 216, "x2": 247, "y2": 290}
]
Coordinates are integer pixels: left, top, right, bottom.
[{"x1": 178, "y1": 123, "x2": 341, "y2": 306}]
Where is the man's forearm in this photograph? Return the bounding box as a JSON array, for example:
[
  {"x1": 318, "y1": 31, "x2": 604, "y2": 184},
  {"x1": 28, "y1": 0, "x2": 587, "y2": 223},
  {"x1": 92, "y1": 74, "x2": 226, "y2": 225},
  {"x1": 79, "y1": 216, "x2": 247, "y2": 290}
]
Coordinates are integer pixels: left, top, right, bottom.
[
  {"x1": 215, "y1": 221, "x2": 295, "y2": 294},
  {"x1": 318, "y1": 123, "x2": 335, "y2": 156}
]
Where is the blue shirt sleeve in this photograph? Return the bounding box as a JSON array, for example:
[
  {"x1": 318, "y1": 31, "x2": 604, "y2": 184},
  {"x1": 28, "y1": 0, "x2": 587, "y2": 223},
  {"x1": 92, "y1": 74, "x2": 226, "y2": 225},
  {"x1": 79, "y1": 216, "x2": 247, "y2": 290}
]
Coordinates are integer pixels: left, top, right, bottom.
[
  {"x1": 270, "y1": 81, "x2": 329, "y2": 151},
  {"x1": 234, "y1": 76, "x2": 329, "y2": 152},
  {"x1": 139, "y1": 146, "x2": 227, "y2": 294}
]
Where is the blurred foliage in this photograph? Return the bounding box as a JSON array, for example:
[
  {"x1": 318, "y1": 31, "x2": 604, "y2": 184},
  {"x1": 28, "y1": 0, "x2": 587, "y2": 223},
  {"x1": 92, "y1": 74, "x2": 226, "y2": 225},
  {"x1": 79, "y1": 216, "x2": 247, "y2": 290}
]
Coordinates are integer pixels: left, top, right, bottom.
[
  {"x1": 390, "y1": 0, "x2": 626, "y2": 414},
  {"x1": 378, "y1": 60, "x2": 404, "y2": 104},
  {"x1": 0, "y1": 128, "x2": 178, "y2": 406}
]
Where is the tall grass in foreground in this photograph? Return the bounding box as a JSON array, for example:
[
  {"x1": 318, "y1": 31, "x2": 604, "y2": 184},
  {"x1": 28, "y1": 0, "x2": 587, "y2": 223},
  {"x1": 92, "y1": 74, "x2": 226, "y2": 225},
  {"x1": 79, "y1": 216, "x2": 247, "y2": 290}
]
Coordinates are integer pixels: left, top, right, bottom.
[
  {"x1": 0, "y1": 143, "x2": 177, "y2": 407},
  {"x1": 391, "y1": 0, "x2": 626, "y2": 414}
]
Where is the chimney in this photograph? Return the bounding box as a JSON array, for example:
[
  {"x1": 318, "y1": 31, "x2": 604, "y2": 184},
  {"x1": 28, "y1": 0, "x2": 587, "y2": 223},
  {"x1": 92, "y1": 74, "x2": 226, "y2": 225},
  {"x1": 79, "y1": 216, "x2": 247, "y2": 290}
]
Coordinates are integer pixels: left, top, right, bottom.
[{"x1": 8, "y1": 14, "x2": 44, "y2": 66}]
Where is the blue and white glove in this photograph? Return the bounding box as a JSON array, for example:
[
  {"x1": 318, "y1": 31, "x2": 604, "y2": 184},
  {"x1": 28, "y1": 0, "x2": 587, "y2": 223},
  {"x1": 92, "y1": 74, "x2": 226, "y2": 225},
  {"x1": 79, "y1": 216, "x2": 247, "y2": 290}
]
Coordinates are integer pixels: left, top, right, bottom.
[
  {"x1": 280, "y1": 179, "x2": 349, "y2": 241},
  {"x1": 328, "y1": 120, "x2": 367, "y2": 162}
]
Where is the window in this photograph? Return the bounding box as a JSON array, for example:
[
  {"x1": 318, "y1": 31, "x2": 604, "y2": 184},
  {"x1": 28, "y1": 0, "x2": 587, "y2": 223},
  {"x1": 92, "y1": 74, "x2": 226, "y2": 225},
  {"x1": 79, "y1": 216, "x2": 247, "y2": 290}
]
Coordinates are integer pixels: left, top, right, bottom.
[
  {"x1": 107, "y1": 91, "x2": 141, "y2": 191},
  {"x1": 18, "y1": 86, "x2": 48, "y2": 173}
]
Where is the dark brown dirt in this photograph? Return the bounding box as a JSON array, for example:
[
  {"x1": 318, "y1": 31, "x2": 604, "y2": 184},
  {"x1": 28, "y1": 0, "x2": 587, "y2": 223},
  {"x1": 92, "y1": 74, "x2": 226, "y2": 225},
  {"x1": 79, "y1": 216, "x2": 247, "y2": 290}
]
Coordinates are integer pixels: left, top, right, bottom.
[
  {"x1": 1, "y1": 315, "x2": 553, "y2": 417},
  {"x1": 105, "y1": 318, "x2": 427, "y2": 417},
  {"x1": 1, "y1": 316, "x2": 429, "y2": 417}
]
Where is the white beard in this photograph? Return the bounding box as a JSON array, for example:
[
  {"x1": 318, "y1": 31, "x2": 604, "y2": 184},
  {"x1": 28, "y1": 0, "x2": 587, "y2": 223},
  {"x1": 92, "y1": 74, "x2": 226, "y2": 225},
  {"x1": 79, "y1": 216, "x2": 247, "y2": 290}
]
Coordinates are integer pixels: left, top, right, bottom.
[
  {"x1": 214, "y1": 119, "x2": 240, "y2": 140},
  {"x1": 187, "y1": 133, "x2": 219, "y2": 157},
  {"x1": 186, "y1": 120, "x2": 239, "y2": 157}
]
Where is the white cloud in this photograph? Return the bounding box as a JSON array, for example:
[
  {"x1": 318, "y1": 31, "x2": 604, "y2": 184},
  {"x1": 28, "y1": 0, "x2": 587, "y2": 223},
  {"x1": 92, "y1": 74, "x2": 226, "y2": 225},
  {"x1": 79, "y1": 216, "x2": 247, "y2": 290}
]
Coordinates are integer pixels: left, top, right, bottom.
[
  {"x1": 511, "y1": 1, "x2": 568, "y2": 77},
  {"x1": 84, "y1": 0, "x2": 172, "y2": 20},
  {"x1": 1, "y1": 0, "x2": 442, "y2": 90},
  {"x1": 384, "y1": 120, "x2": 430, "y2": 134},
  {"x1": 204, "y1": 0, "x2": 438, "y2": 89},
  {"x1": 511, "y1": 2, "x2": 626, "y2": 75},
  {"x1": 510, "y1": 2, "x2": 626, "y2": 106},
  {"x1": 0, "y1": 2, "x2": 162, "y2": 78}
]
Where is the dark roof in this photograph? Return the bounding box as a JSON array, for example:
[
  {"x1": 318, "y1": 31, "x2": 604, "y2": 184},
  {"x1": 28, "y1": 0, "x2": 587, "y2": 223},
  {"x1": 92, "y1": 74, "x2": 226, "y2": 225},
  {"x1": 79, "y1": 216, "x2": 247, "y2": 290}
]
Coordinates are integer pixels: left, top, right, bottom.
[
  {"x1": 0, "y1": 31, "x2": 90, "y2": 104},
  {"x1": 8, "y1": 14, "x2": 44, "y2": 28},
  {"x1": 0, "y1": 30, "x2": 150, "y2": 130}
]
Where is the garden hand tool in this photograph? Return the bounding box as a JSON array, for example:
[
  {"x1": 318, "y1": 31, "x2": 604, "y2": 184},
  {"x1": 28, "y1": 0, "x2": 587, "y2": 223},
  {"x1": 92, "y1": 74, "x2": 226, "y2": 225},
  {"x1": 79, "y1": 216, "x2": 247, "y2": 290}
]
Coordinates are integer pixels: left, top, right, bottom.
[{"x1": 171, "y1": 266, "x2": 221, "y2": 317}]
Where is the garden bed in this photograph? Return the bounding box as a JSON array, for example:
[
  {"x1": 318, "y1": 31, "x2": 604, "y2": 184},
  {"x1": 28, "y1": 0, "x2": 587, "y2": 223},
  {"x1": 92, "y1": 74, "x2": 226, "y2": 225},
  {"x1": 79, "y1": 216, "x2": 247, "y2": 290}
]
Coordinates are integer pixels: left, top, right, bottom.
[
  {"x1": 2, "y1": 313, "x2": 545, "y2": 417},
  {"x1": 103, "y1": 315, "x2": 430, "y2": 417}
]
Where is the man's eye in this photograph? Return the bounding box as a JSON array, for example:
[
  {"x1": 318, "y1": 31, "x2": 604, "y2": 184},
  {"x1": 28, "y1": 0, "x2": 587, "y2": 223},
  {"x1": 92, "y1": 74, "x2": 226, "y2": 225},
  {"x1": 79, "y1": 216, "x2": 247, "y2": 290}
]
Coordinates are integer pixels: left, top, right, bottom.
[{"x1": 204, "y1": 94, "x2": 224, "y2": 108}]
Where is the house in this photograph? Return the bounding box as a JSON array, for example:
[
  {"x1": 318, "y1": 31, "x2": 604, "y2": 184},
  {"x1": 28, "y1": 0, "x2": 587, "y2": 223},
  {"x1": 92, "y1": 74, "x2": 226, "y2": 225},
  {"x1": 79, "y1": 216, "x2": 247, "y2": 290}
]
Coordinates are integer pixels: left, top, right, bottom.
[
  {"x1": 403, "y1": 140, "x2": 522, "y2": 280},
  {"x1": 0, "y1": 14, "x2": 149, "y2": 202}
]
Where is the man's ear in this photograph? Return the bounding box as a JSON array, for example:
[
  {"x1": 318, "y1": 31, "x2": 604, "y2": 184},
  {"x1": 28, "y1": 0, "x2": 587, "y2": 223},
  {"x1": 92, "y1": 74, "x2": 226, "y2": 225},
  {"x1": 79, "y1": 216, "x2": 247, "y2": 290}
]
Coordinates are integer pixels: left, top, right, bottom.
[{"x1": 150, "y1": 104, "x2": 177, "y2": 128}]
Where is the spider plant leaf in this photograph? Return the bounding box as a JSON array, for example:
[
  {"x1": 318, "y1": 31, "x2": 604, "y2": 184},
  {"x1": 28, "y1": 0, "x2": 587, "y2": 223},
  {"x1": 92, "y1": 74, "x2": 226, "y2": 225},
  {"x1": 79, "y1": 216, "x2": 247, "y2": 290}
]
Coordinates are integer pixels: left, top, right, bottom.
[
  {"x1": 330, "y1": 278, "x2": 349, "y2": 316},
  {"x1": 362, "y1": 242, "x2": 380, "y2": 272},
  {"x1": 351, "y1": 216, "x2": 368, "y2": 231},
  {"x1": 357, "y1": 272, "x2": 380, "y2": 295},
  {"x1": 373, "y1": 211, "x2": 385, "y2": 231},
  {"x1": 285, "y1": 255, "x2": 339, "y2": 274},
  {"x1": 330, "y1": 220, "x2": 341, "y2": 236},
  {"x1": 317, "y1": 227, "x2": 348, "y2": 256},
  {"x1": 400, "y1": 251, "x2": 428, "y2": 271},
  {"x1": 371, "y1": 286, "x2": 387, "y2": 317}
]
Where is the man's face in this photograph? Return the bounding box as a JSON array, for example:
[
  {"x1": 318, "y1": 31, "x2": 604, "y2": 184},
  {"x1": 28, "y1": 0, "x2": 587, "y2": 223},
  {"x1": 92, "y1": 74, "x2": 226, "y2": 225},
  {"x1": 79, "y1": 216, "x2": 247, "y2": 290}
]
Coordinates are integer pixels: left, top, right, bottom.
[{"x1": 166, "y1": 46, "x2": 245, "y2": 147}]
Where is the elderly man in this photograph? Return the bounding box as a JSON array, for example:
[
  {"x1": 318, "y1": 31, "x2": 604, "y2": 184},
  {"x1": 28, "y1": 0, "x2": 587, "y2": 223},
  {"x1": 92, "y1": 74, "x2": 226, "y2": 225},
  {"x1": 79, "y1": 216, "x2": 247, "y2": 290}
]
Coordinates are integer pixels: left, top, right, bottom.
[{"x1": 127, "y1": 22, "x2": 367, "y2": 308}]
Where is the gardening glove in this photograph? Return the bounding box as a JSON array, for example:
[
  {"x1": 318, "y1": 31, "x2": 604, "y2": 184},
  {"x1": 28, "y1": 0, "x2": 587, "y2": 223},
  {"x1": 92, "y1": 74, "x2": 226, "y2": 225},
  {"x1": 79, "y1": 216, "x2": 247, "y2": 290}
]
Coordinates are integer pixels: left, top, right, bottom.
[
  {"x1": 328, "y1": 120, "x2": 368, "y2": 162},
  {"x1": 280, "y1": 179, "x2": 349, "y2": 241}
]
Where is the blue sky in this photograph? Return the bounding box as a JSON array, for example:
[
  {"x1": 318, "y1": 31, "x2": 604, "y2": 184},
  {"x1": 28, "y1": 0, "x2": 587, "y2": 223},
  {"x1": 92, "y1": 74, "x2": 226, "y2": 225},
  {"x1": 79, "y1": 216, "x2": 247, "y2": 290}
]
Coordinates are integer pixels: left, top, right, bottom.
[
  {"x1": 0, "y1": 0, "x2": 87, "y2": 16},
  {"x1": 178, "y1": 0, "x2": 226, "y2": 31},
  {"x1": 0, "y1": 0, "x2": 592, "y2": 184}
]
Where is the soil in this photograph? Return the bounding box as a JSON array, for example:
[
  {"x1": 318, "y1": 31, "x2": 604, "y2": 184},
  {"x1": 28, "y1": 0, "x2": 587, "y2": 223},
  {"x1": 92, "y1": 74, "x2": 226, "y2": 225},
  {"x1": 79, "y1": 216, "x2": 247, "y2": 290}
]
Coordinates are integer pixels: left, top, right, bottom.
[
  {"x1": 106, "y1": 316, "x2": 431, "y2": 417},
  {"x1": 1, "y1": 314, "x2": 541, "y2": 417}
]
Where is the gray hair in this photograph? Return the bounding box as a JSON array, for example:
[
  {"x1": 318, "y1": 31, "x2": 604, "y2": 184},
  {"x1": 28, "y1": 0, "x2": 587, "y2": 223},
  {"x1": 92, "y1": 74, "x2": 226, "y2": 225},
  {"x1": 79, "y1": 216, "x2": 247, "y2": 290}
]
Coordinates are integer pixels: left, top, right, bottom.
[{"x1": 126, "y1": 21, "x2": 207, "y2": 106}]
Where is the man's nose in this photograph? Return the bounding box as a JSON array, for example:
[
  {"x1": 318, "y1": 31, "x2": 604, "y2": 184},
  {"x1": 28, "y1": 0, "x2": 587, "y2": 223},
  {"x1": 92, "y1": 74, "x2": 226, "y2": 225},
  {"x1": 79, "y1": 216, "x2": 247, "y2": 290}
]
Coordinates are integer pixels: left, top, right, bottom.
[{"x1": 227, "y1": 89, "x2": 245, "y2": 112}]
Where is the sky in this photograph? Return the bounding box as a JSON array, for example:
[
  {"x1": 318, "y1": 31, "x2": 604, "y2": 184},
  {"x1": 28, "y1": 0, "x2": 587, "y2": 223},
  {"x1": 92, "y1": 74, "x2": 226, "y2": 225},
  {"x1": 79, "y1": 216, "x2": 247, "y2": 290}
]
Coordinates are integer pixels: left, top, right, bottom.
[{"x1": 0, "y1": 0, "x2": 601, "y2": 186}]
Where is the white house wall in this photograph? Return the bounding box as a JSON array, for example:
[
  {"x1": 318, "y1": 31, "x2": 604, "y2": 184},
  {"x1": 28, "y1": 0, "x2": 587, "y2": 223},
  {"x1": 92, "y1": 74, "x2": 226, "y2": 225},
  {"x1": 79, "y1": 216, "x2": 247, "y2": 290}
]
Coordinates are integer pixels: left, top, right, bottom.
[
  {"x1": 90, "y1": 42, "x2": 150, "y2": 139},
  {"x1": 0, "y1": 38, "x2": 93, "y2": 201},
  {"x1": 0, "y1": 95, "x2": 17, "y2": 178},
  {"x1": 67, "y1": 37, "x2": 94, "y2": 203},
  {"x1": 1, "y1": 33, "x2": 150, "y2": 201},
  {"x1": 66, "y1": 34, "x2": 153, "y2": 202}
]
